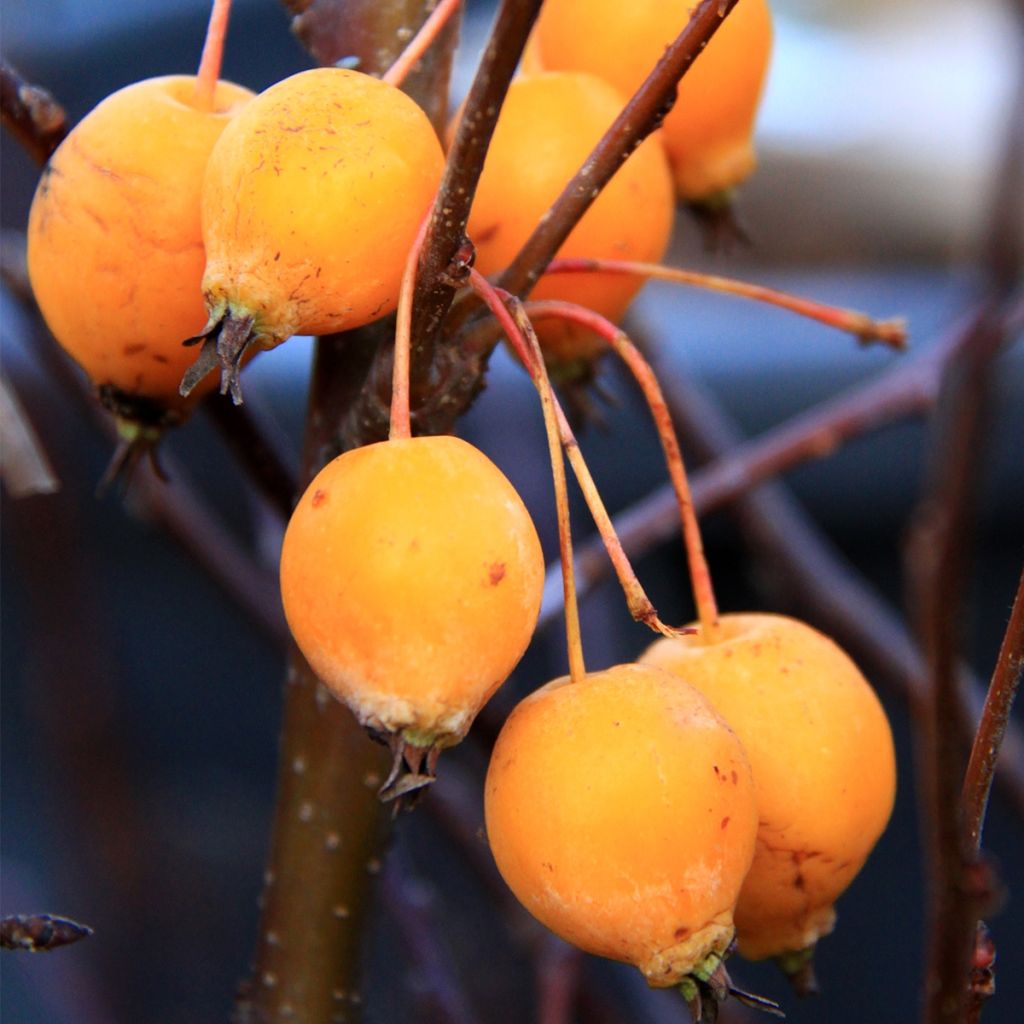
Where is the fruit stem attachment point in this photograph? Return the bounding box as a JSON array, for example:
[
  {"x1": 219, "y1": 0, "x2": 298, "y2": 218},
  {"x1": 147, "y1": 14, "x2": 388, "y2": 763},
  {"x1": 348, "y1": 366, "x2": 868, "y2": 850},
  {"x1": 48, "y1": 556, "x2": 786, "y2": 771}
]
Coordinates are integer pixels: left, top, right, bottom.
[
  {"x1": 680, "y1": 951, "x2": 785, "y2": 1022},
  {"x1": 376, "y1": 732, "x2": 442, "y2": 813},
  {"x1": 180, "y1": 310, "x2": 255, "y2": 405},
  {"x1": 775, "y1": 945, "x2": 820, "y2": 998},
  {"x1": 194, "y1": 0, "x2": 233, "y2": 112},
  {"x1": 467, "y1": 268, "x2": 586, "y2": 684}
]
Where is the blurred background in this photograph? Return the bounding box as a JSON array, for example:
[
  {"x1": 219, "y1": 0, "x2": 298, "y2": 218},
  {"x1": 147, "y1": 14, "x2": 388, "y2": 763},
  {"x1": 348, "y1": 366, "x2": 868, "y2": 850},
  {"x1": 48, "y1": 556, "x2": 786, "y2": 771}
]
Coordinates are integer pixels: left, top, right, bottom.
[{"x1": 2, "y1": 1, "x2": 1022, "y2": 1021}]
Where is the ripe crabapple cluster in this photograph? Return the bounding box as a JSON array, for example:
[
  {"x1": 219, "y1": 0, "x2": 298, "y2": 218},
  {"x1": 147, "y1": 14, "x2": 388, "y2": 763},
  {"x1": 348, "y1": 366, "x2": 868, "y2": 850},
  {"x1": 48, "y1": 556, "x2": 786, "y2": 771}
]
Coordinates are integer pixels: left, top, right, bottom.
[{"x1": 23, "y1": 2, "x2": 896, "y2": 1018}]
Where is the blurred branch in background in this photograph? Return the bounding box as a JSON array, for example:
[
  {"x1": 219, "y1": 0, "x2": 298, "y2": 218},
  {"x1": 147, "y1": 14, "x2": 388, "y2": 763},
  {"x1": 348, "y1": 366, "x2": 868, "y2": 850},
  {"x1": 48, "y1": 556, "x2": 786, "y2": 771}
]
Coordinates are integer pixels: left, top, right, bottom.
[{"x1": 0, "y1": 62, "x2": 67, "y2": 166}]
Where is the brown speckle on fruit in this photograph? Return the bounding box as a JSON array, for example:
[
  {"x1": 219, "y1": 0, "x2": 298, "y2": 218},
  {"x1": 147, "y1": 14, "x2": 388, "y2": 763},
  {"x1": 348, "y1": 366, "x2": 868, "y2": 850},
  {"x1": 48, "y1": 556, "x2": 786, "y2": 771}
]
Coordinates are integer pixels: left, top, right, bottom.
[
  {"x1": 488, "y1": 562, "x2": 507, "y2": 585},
  {"x1": 311, "y1": 488, "x2": 328, "y2": 507}
]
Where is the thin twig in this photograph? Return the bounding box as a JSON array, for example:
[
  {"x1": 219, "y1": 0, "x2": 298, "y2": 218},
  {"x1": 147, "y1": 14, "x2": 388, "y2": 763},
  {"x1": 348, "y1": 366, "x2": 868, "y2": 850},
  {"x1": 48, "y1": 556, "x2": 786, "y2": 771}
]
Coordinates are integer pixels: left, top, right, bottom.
[
  {"x1": 963, "y1": 565, "x2": 1024, "y2": 850},
  {"x1": 0, "y1": 374, "x2": 60, "y2": 497},
  {"x1": 911, "y1": 309, "x2": 1006, "y2": 1024},
  {"x1": 1, "y1": 62, "x2": 68, "y2": 165},
  {"x1": 1, "y1": 915, "x2": 93, "y2": 952},
  {"x1": 543, "y1": 257, "x2": 907, "y2": 348},
  {"x1": 380, "y1": 853, "x2": 482, "y2": 1024}
]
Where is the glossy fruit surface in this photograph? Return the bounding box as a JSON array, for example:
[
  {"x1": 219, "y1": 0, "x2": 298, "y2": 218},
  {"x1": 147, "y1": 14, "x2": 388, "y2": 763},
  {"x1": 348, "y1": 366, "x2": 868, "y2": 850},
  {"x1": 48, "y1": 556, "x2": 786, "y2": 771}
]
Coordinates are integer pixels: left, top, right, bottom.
[
  {"x1": 458, "y1": 71, "x2": 673, "y2": 363},
  {"x1": 527, "y1": 0, "x2": 773, "y2": 201},
  {"x1": 485, "y1": 662, "x2": 758, "y2": 985},
  {"x1": 280, "y1": 435, "x2": 544, "y2": 749},
  {"x1": 27, "y1": 75, "x2": 253, "y2": 413},
  {"x1": 200, "y1": 67, "x2": 445, "y2": 349},
  {"x1": 640, "y1": 612, "x2": 896, "y2": 959}
]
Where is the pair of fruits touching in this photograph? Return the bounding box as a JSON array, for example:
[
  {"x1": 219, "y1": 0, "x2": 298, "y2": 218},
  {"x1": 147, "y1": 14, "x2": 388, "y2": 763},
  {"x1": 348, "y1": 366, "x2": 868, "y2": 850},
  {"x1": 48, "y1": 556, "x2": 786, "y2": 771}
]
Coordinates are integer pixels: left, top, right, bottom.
[
  {"x1": 28, "y1": 0, "x2": 774, "y2": 424},
  {"x1": 27, "y1": 66, "x2": 444, "y2": 425},
  {"x1": 486, "y1": 615, "x2": 895, "y2": 996},
  {"x1": 24, "y1": 2, "x2": 892, "y2": 1011}
]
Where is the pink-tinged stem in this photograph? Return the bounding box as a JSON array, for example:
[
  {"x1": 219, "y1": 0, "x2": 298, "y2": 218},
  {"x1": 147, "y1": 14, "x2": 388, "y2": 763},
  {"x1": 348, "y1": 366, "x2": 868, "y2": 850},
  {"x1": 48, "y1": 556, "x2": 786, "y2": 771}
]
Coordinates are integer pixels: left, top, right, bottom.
[
  {"x1": 469, "y1": 272, "x2": 688, "y2": 642},
  {"x1": 391, "y1": 211, "x2": 432, "y2": 440},
  {"x1": 544, "y1": 257, "x2": 908, "y2": 349},
  {"x1": 466, "y1": 268, "x2": 586, "y2": 683},
  {"x1": 526, "y1": 298, "x2": 720, "y2": 639},
  {"x1": 194, "y1": 0, "x2": 233, "y2": 111},
  {"x1": 383, "y1": 0, "x2": 463, "y2": 88}
]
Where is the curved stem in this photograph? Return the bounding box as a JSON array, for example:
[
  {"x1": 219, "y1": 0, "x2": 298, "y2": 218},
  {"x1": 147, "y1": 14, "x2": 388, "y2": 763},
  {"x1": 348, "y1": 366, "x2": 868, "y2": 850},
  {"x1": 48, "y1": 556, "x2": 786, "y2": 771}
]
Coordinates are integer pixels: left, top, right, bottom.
[
  {"x1": 390, "y1": 212, "x2": 431, "y2": 440},
  {"x1": 467, "y1": 269, "x2": 586, "y2": 682},
  {"x1": 526, "y1": 299, "x2": 719, "y2": 638},
  {"x1": 194, "y1": 0, "x2": 233, "y2": 111},
  {"x1": 543, "y1": 258, "x2": 908, "y2": 349}
]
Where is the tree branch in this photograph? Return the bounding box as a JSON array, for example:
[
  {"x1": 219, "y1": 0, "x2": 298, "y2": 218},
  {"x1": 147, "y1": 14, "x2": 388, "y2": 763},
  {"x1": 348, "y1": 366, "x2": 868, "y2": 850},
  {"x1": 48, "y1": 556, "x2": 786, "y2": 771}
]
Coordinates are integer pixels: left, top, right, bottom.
[{"x1": 1, "y1": 62, "x2": 68, "y2": 166}]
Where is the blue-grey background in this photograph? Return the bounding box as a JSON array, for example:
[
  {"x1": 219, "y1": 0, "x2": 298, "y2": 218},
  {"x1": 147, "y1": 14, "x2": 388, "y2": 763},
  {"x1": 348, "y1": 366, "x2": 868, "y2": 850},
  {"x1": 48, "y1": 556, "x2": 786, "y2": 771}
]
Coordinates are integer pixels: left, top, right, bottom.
[{"x1": 3, "y1": 2, "x2": 1022, "y2": 1022}]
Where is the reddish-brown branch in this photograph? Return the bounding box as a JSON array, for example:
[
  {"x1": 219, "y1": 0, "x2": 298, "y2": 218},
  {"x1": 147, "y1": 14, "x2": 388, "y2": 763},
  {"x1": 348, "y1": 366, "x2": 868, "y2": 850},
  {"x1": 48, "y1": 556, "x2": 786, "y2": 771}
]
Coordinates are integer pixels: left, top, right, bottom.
[
  {"x1": 963, "y1": 564, "x2": 1024, "y2": 850},
  {"x1": 1, "y1": 62, "x2": 68, "y2": 166},
  {"x1": 911, "y1": 308, "x2": 1006, "y2": 1024},
  {"x1": 346, "y1": 0, "x2": 545, "y2": 446}
]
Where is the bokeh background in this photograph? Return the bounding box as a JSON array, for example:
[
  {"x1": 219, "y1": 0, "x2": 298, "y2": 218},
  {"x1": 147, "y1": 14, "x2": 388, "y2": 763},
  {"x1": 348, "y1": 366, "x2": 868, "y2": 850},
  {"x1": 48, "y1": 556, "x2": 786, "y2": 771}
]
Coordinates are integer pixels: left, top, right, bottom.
[{"x1": 3, "y1": 1, "x2": 1022, "y2": 1021}]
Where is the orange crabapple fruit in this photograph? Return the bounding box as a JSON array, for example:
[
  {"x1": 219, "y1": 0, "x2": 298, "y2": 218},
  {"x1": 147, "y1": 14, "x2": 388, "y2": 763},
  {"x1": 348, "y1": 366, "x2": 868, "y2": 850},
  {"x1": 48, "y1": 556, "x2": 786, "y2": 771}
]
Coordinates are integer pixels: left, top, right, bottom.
[
  {"x1": 525, "y1": 0, "x2": 774, "y2": 204},
  {"x1": 279, "y1": 435, "x2": 544, "y2": 794},
  {"x1": 185, "y1": 67, "x2": 445, "y2": 401},
  {"x1": 455, "y1": 70, "x2": 674, "y2": 369},
  {"x1": 27, "y1": 75, "x2": 254, "y2": 433},
  {"x1": 640, "y1": 612, "x2": 897, "y2": 968},
  {"x1": 485, "y1": 662, "x2": 759, "y2": 987}
]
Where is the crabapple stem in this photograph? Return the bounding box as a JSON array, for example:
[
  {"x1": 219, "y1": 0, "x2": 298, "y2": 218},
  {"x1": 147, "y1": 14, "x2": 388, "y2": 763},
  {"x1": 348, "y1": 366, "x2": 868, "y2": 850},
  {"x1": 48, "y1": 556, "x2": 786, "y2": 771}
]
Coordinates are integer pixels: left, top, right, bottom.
[
  {"x1": 194, "y1": 0, "x2": 232, "y2": 112},
  {"x1": 467, "y1": 268, "x2": 585, "y2": 683},
  {"x1": 468, "y1": 273, "x2": 687, "y2": 643},
  {"x1": 391, "y1": 211, "x2": 432, "y2": 441},
  {"x1": 526, "y1": 299, "x2": 721, "y2": 639},
  {"x1": 543, "y1": 258, "x2": 908, "y2": 349},
  {"x1": 382, "y1": 0, "x2": 463, "y2": 88}
]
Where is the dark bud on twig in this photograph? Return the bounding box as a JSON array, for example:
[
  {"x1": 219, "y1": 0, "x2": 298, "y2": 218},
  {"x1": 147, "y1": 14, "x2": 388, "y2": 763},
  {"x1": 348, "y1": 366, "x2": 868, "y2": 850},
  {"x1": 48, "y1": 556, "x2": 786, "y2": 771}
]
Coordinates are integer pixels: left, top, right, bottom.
[
  {"x1": 1, "y1": 914, "x2": 93, "y2": 952},
  {"x1": 970, "y1": 921, "x2": 996, "y2": 1003}
]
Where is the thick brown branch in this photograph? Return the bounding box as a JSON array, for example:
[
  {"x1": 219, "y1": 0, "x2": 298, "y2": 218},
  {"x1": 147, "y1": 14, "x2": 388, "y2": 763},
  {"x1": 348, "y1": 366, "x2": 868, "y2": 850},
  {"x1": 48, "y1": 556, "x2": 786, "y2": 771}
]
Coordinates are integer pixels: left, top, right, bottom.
[
  {"x1": 1, "y1": 62, "x2": 68, "y2": 166},
  {"x1": 241, "y1": 8, "x2": 463, "y2": 1023}
]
